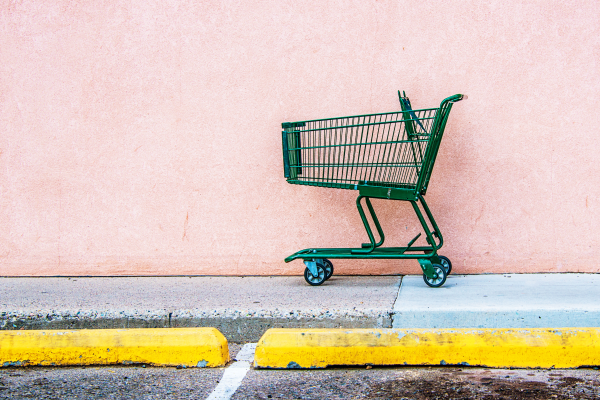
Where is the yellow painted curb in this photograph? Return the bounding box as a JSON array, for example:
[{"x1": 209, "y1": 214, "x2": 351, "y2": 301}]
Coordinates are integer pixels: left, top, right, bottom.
[
  {"x1": 0, "y1": 328, "x2": 229, "y2": 368},
  {"x1": 254, "y1": 328, "x2": 600, "y2": 369}
]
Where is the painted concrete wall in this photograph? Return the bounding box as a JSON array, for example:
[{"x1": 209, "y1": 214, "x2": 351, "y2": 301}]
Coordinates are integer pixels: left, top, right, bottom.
[{"x1": 1, "y1": 0, "x2": 599, "y2": 276}]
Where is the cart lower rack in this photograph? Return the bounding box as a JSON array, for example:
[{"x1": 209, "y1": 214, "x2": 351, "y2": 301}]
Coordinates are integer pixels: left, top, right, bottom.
[{"x1": 281, "y1": 92, "x2": 466, "y2": 287}]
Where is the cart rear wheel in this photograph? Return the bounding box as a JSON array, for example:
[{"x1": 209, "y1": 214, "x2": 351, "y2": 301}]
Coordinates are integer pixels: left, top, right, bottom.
[
  {"x1": 439, "y1": 256, "x2": 452, "y2": 275},
  {"x1": 423, "y1": 264, "x2": 447, "y2": 288},
  {"x1": 322, "y1": 258, "x2": 334, "y2": 280},
  {"x1": 304, "y1": 263, "x2": 327, "y2": 286}
]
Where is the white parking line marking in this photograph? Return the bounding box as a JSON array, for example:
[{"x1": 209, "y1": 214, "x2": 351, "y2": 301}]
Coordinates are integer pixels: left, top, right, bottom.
[{"x1": 206, "y1": 343, "x2": 256, "y2": 400}]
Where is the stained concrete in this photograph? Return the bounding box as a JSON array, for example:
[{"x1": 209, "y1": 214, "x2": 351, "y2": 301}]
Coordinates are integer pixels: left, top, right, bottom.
[{"x1": 0, "y1": 276, "x2": 401, "y2": 342}]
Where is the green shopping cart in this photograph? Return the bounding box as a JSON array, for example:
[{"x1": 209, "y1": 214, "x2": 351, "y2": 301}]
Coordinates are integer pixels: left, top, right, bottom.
[{"x1": 281, "y1": 92, "x2": 466, "y2": 287}]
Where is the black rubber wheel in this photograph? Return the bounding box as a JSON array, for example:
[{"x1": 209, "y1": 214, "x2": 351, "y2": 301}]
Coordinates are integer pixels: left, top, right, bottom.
[
  {"x1": 438, "y1": 256, "x2": 452, "y2": 275},
  {"x1": 321, "y1": 258, "x2": 334, "y2": 280},
  {"x1": 304, "y1": 263, "x2": 327, "y2": 286},
  {"x1": 423, "y1": 264, "x2": 447, "y2": 288}
]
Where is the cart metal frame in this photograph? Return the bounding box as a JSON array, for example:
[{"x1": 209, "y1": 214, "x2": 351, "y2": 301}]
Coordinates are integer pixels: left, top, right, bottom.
[{"x1": 281, "y1": 92, "x2": 466, "y2": 287}]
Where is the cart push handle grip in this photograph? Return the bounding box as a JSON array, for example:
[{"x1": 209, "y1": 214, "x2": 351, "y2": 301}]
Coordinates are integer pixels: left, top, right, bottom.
[{"x1": 440, "y1": 94, "x2": 467, "y2": 107}]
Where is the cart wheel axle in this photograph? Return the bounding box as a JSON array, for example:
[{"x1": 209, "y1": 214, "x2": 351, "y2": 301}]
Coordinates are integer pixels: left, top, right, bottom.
[
  {"x1": 423, "y1": 264, "x2": 447, "y2": 288},
  {"x1": 304, "y1": 263, "x2": 327, "y2": 286}
]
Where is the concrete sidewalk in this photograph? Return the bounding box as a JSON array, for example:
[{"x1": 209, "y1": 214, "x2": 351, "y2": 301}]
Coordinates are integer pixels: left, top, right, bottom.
[
  {"x1": 1, "y1": 274, "x2": 599, "y2": 342},
  {"x1": 0, "y1": 276, "x2": 400, "y2": 342},
  {"x1": 394, "y1": 274, "x2": 600, "y2": 329}
]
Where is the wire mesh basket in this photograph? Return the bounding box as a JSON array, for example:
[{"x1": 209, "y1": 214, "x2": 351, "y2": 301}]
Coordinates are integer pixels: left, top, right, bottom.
[{"x1": 283, "y1": 107, "x2": 436, "y2": 191}]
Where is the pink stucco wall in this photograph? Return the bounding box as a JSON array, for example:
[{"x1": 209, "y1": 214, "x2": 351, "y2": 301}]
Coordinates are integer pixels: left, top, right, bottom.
[{"x1": 1, "y1": 1, "x2": 599, "y2": 276}]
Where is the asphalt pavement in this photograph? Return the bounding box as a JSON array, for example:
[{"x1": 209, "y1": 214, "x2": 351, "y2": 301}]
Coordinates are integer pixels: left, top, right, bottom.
[{"x1": 2, "y1": 361, "x2": 599, "y2": 399}]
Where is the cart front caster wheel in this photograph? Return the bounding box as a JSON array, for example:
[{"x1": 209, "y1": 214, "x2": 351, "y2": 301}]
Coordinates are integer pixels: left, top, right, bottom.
[
  {"x1": 423, "y1": 264, "x2": 447, "y2": 288},
  {"x1": 322, "y1": 258, "x2": 334, "y2": 280},
  {"x1": 438, "y1": 256, "x2": 452, "y2": 275},
  {"x1": 304, "y1": 263, "x2": 327, "y2": 286}
]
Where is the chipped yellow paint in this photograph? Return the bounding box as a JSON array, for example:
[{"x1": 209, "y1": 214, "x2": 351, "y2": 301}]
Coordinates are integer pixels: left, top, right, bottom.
[
  {"x1": 254, "y1": 328, "x2": 600, "y2": 369},
  {"x1": 0, "y1": 328, "x2": 229, "y2": 367}
]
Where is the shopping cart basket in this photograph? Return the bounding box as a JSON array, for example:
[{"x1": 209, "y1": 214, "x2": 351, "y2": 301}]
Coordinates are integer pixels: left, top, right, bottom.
[{"x1": 281, "y1": 92, "x2": 466, "y2": 287}]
